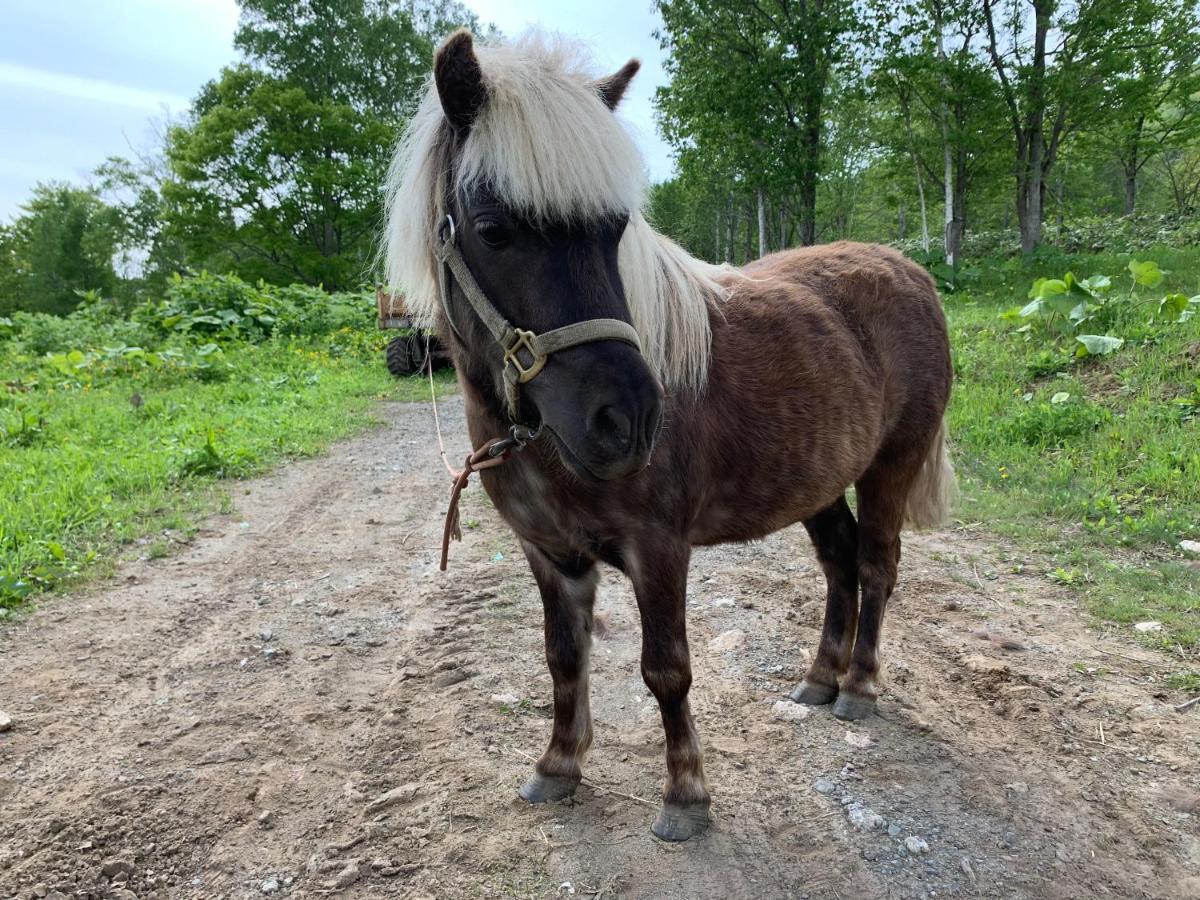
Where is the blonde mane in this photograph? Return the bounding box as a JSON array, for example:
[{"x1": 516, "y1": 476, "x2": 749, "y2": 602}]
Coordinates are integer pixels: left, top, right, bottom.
[{"x1": 383, "y1": 31, "x2": 728, "y2": 392}]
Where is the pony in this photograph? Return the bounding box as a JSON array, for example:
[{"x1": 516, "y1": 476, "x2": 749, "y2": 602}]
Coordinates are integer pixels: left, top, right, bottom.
[{"x1": 384, "y1": 30, "x2": 955, "y2": 842}]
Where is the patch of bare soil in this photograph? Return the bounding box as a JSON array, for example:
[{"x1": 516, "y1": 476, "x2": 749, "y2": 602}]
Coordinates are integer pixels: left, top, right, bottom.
[{"x1": 1, "y1": 396, "x2": 1197, "y2": 900}]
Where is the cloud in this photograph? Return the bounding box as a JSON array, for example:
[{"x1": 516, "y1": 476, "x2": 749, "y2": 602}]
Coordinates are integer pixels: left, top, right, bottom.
[{"x1": 0, "y1": 62, "x2": 189, "y2": 113}]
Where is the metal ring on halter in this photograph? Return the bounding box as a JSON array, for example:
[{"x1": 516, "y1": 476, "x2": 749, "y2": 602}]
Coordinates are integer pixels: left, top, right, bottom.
[{"x1": 439, "y1": 214, "x2": 457, "y2": 246}]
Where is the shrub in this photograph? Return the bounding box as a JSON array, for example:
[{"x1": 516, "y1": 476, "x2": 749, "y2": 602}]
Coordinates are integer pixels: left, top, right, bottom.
[
  {"x1": 896, "y1": 214, "x2": 1200, "y2": 261},
  {"x1": 136, "y1": 272, "x2": 277, "y2": 342},
  {"x1": 270, "y1": 285, "x2": 373, "y2": 337},
  {"x1": 7, "y1": 309, "x2": 152, "y2": 356},
  {"x1": 998, "y1": 394, "x2": 1112, "y2": 448},
  {"x1": 133, "y1": 274, "x2": 374, "y2": 343}
]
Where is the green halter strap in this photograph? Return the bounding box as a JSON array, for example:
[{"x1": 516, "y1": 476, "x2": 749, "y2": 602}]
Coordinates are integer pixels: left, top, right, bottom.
[{"x1": 434, "y1": 215, "x2": 643, "y2": 420}]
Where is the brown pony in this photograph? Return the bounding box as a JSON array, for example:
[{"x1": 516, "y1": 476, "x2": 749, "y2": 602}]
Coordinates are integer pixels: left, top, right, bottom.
[{"x1": 384, "y1": 30, "x2": 955, "y2": 842}]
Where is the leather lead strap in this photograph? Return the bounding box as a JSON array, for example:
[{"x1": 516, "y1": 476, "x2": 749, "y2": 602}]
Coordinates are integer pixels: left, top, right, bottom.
[{"x1": 431, "y1": 214, "x2": 645, "y2": 570}]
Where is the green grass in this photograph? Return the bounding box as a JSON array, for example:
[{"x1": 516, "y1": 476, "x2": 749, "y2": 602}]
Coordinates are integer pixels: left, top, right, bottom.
[
  {"x1": 945, "y1": 245, "x2": 1200, "y2": 663},
  {"x1": 0, "y1": 332, "x2": 451, "y2": 613}
]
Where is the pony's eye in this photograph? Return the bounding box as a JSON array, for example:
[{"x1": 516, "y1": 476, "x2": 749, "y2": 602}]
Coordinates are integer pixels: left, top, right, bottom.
[{"x1": 475, "y1": 220, "x2": 508, "y2": 248}]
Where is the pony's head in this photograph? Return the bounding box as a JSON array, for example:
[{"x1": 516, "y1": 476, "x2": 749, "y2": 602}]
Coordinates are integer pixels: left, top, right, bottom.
[{"x1": 386, "y1": 30, "x2": 725, "y2": 480}]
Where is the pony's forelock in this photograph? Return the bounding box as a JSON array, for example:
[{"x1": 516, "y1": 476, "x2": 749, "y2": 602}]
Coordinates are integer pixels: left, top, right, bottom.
[{"x1": 384, "y1": 30, "x2": 727, "y2": 391}]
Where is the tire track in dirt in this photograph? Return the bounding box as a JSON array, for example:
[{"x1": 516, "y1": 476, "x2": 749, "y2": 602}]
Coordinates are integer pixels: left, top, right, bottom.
[{"x1": 1, "y1": 396, "x2": 1196, "y2": 899}]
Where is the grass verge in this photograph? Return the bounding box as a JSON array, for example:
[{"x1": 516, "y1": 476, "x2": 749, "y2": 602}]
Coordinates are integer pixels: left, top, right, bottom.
[
  {"x1": 1, "y1": 335, "x2": 453, "y2": 613},
  {"x1": 945, "y1": 245, "x2": 1199, "y2": 680}
]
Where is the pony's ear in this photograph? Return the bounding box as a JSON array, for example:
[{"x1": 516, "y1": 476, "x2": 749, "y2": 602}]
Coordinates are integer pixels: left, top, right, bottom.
[
  {"x1": 596, "y1": 59, "x2": 640, "y2": 111},
  {"x1": 434, "y1": 29, "x2": 487, "y2": 139}
]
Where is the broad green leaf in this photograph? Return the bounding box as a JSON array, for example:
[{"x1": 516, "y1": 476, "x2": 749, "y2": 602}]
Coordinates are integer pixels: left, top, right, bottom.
[
  {"x1": 1079, "y1": 275, "x2": 1111, "y2": 294},
  {"x1": 1051, "y1": 391, "x2": 1070, "y2": 404},
  {"x1": 1045, "y1": 293, "x2": 1079, "y2": 316},
  {"x1": 1128, "y1": 259, "x2": 1163, "y2": 288},
  {"x1": 1036, "y1": 279, "x2": 1069, "y2": 299},
  {"x1": 1064, "y1": 272, "x2": 1092, "y2": 298},
  {"x1": 1159, "y1": 293, "x2": 1190, "y2": 322},
  {"x1": 1075, "y1": 335, "x2": 1124, "y2": 358}
]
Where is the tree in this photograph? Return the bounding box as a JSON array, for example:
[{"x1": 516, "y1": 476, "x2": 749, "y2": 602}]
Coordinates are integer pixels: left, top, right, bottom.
[
  {"x1": 162, "y1": 0, "x2": 477, "y2": 289},
  {"x1": 655, "y1": 0, "x2": 861, "y2": 247},
  {"x1": 1083, "y1": 0, "x2": 1200, "y2": 215},
  {"x1": 980, "y1": 0, "x2": 1140, "y2": 254},
  {"x1": 873, "y1": 0, "x2": 1007, "y2": 264},
  {"x1": 94, "y1": 153, "x2": 191, "y2": 292},
  {"x1": 0, "y1": 184, "x2": 121, "y2": 315}
]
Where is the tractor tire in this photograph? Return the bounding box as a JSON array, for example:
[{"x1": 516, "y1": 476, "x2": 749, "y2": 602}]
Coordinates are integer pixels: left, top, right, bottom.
[{"x1": 386, "y1": 334, "x2": 426, "y2": 377}]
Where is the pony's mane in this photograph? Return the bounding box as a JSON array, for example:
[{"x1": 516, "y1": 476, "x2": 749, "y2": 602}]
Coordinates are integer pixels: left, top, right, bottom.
[{"x1": 383, "y1": 31, "x2": 728, "y2": 391}]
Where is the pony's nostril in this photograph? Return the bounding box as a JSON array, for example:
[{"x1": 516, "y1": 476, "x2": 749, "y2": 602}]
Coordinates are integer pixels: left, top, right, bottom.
[{"x1": 593, "y1": 404, "x2": 633, "y2": 449}]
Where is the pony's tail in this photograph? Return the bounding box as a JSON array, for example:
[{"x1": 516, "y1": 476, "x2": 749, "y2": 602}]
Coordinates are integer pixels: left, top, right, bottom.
[{"x1": 904, "y1": 418, "x2": 958, "y2": 530}]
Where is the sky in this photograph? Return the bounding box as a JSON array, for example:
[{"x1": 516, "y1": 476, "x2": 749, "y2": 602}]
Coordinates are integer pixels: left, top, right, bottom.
[{"x1": 0, "y1": 0, "x2": 675, "y2": 223}]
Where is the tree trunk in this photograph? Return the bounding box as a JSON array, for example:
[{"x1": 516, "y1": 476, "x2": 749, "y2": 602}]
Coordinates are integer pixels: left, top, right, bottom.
[
  {"x1": 798, "y1": 175, "x2": 817, "y2": 246},
  {"x1": 1122, "y1": 115, "x2": 1145, "y2": 216},
  {"x1": 744, "y1": 202, "x2": 753, "y2": 262},
  {"x1": 757, "y1": 188, "x2": 767, "y2": 258},
  {"x1": 898, "y1": 199, "x2": 908, "y2": 241},
  {"x1": 798, "y1": 90, "x2": 822, "y2": 246},
  {"x1": 915, "y1": 159, "x2": 930, "y2": 253},
  {"x1": 947, "y1": 146, "x2": 968, "y2": 264},
  {"x1": 985, "y1": 0, "x2": 1057, "y2": 257},
  {"x1": 725, "y1": 195, "x2": 734, "y2": 263},
  {"x1": 1123, "y1": 166, "x2": 1137, "y2": 216},
  {"x1": 936, "y1": 18, "x2": 957, "y2": 266},
  {"x1": 942, "y1": 147, "x2": 957, "y2": 265},
  {"x1": 897, "y1": 80, "x2": 930, "y2": 253}
]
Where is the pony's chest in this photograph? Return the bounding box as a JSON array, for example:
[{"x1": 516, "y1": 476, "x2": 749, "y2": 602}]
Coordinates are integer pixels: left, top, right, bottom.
[{"x1": 479, "y1": 461, "x2": 588, "y2": 556}]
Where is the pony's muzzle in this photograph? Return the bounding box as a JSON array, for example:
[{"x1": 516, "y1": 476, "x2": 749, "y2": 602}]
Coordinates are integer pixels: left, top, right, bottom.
[{"x1": 580, "y1": 377, "x2": 662, "y2": 479}]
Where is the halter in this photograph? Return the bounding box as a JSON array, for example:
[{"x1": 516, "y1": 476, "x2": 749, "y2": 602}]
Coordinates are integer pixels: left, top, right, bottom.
[{"x1": 434, "y1": 215, "x2": 643, "y2": 420}]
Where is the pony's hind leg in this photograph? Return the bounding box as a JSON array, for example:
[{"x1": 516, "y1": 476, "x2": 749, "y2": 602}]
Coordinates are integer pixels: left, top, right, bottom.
[
  {"x1": 790, "y1": 496, "x2": 860, "y2": 706},
  {"x1": 628, "y1": 537, "x2": 710, "y2": 841},
  {"x1": 518, "y1": 542, "x2": 597, "y2": 803},
  {"x1": 833, "y1": 463, "x2": 912, "y2": 721}
]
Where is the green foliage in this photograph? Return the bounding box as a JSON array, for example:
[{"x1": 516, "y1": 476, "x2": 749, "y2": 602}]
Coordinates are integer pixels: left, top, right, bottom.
[
  {"x1": 949, "y1": 246, "x2": 1200, "y2": 651},
  {"x1": 908, "y1": 248, "x2": 980, "y2": 293},
  {"x1": 134, "y1": 272, "x2": 372, "y2": 344},
  {"x1": 998, "y1": 394, "x2": 1112, "y2": 448},
  {"x1": 161, "y1": 0, "x2": 478, "y2": 289},
  {"x1": 148, "y1": 273, "x2": 279, "y2": 341},
  {"x1": 0, "y1": 183, "x2": 123, "y2": 315},
  {"x1": 1012, "y1": 259, "x2": 1197, "y2": 366},
  {"x1": 655, "y1": 0, "x2": 862, "y2": 250},
  {"x1": 1128, "y1": 258, "x2": 1164, "y2": 288}
]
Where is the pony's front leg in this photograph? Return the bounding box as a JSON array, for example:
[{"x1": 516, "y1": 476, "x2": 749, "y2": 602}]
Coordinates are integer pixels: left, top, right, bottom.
[
  {"x1": 517, "y1": 541, "x2": 597, "y2": 804},
  {"x1": 628, "y1": 539, "x2": 711, "y2": 841}
]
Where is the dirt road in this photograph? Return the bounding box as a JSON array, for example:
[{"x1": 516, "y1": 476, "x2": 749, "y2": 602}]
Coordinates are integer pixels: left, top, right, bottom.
[{"x1": 1, "y1": 396, "x2": 1197, "y2": 899}]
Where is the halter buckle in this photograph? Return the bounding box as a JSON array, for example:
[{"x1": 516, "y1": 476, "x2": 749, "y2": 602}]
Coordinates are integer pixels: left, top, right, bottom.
[{"x1": 502, "y1": 328, "x2": 547, "y2": 383}]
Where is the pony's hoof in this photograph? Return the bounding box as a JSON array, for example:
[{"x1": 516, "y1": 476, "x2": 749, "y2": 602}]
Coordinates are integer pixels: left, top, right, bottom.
[
  {"x1": 832, "y1": 693, "x2": 876, "y2": 721},
  {"x1": 518, "y1": 773, "x2": 579, "y2": 804},
  {"x1": 789, "y1": 680, "x2": 838, "y2": 706},
  {"x1": 651, "y1": 802, "x2": 711, "y2": 842}
]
